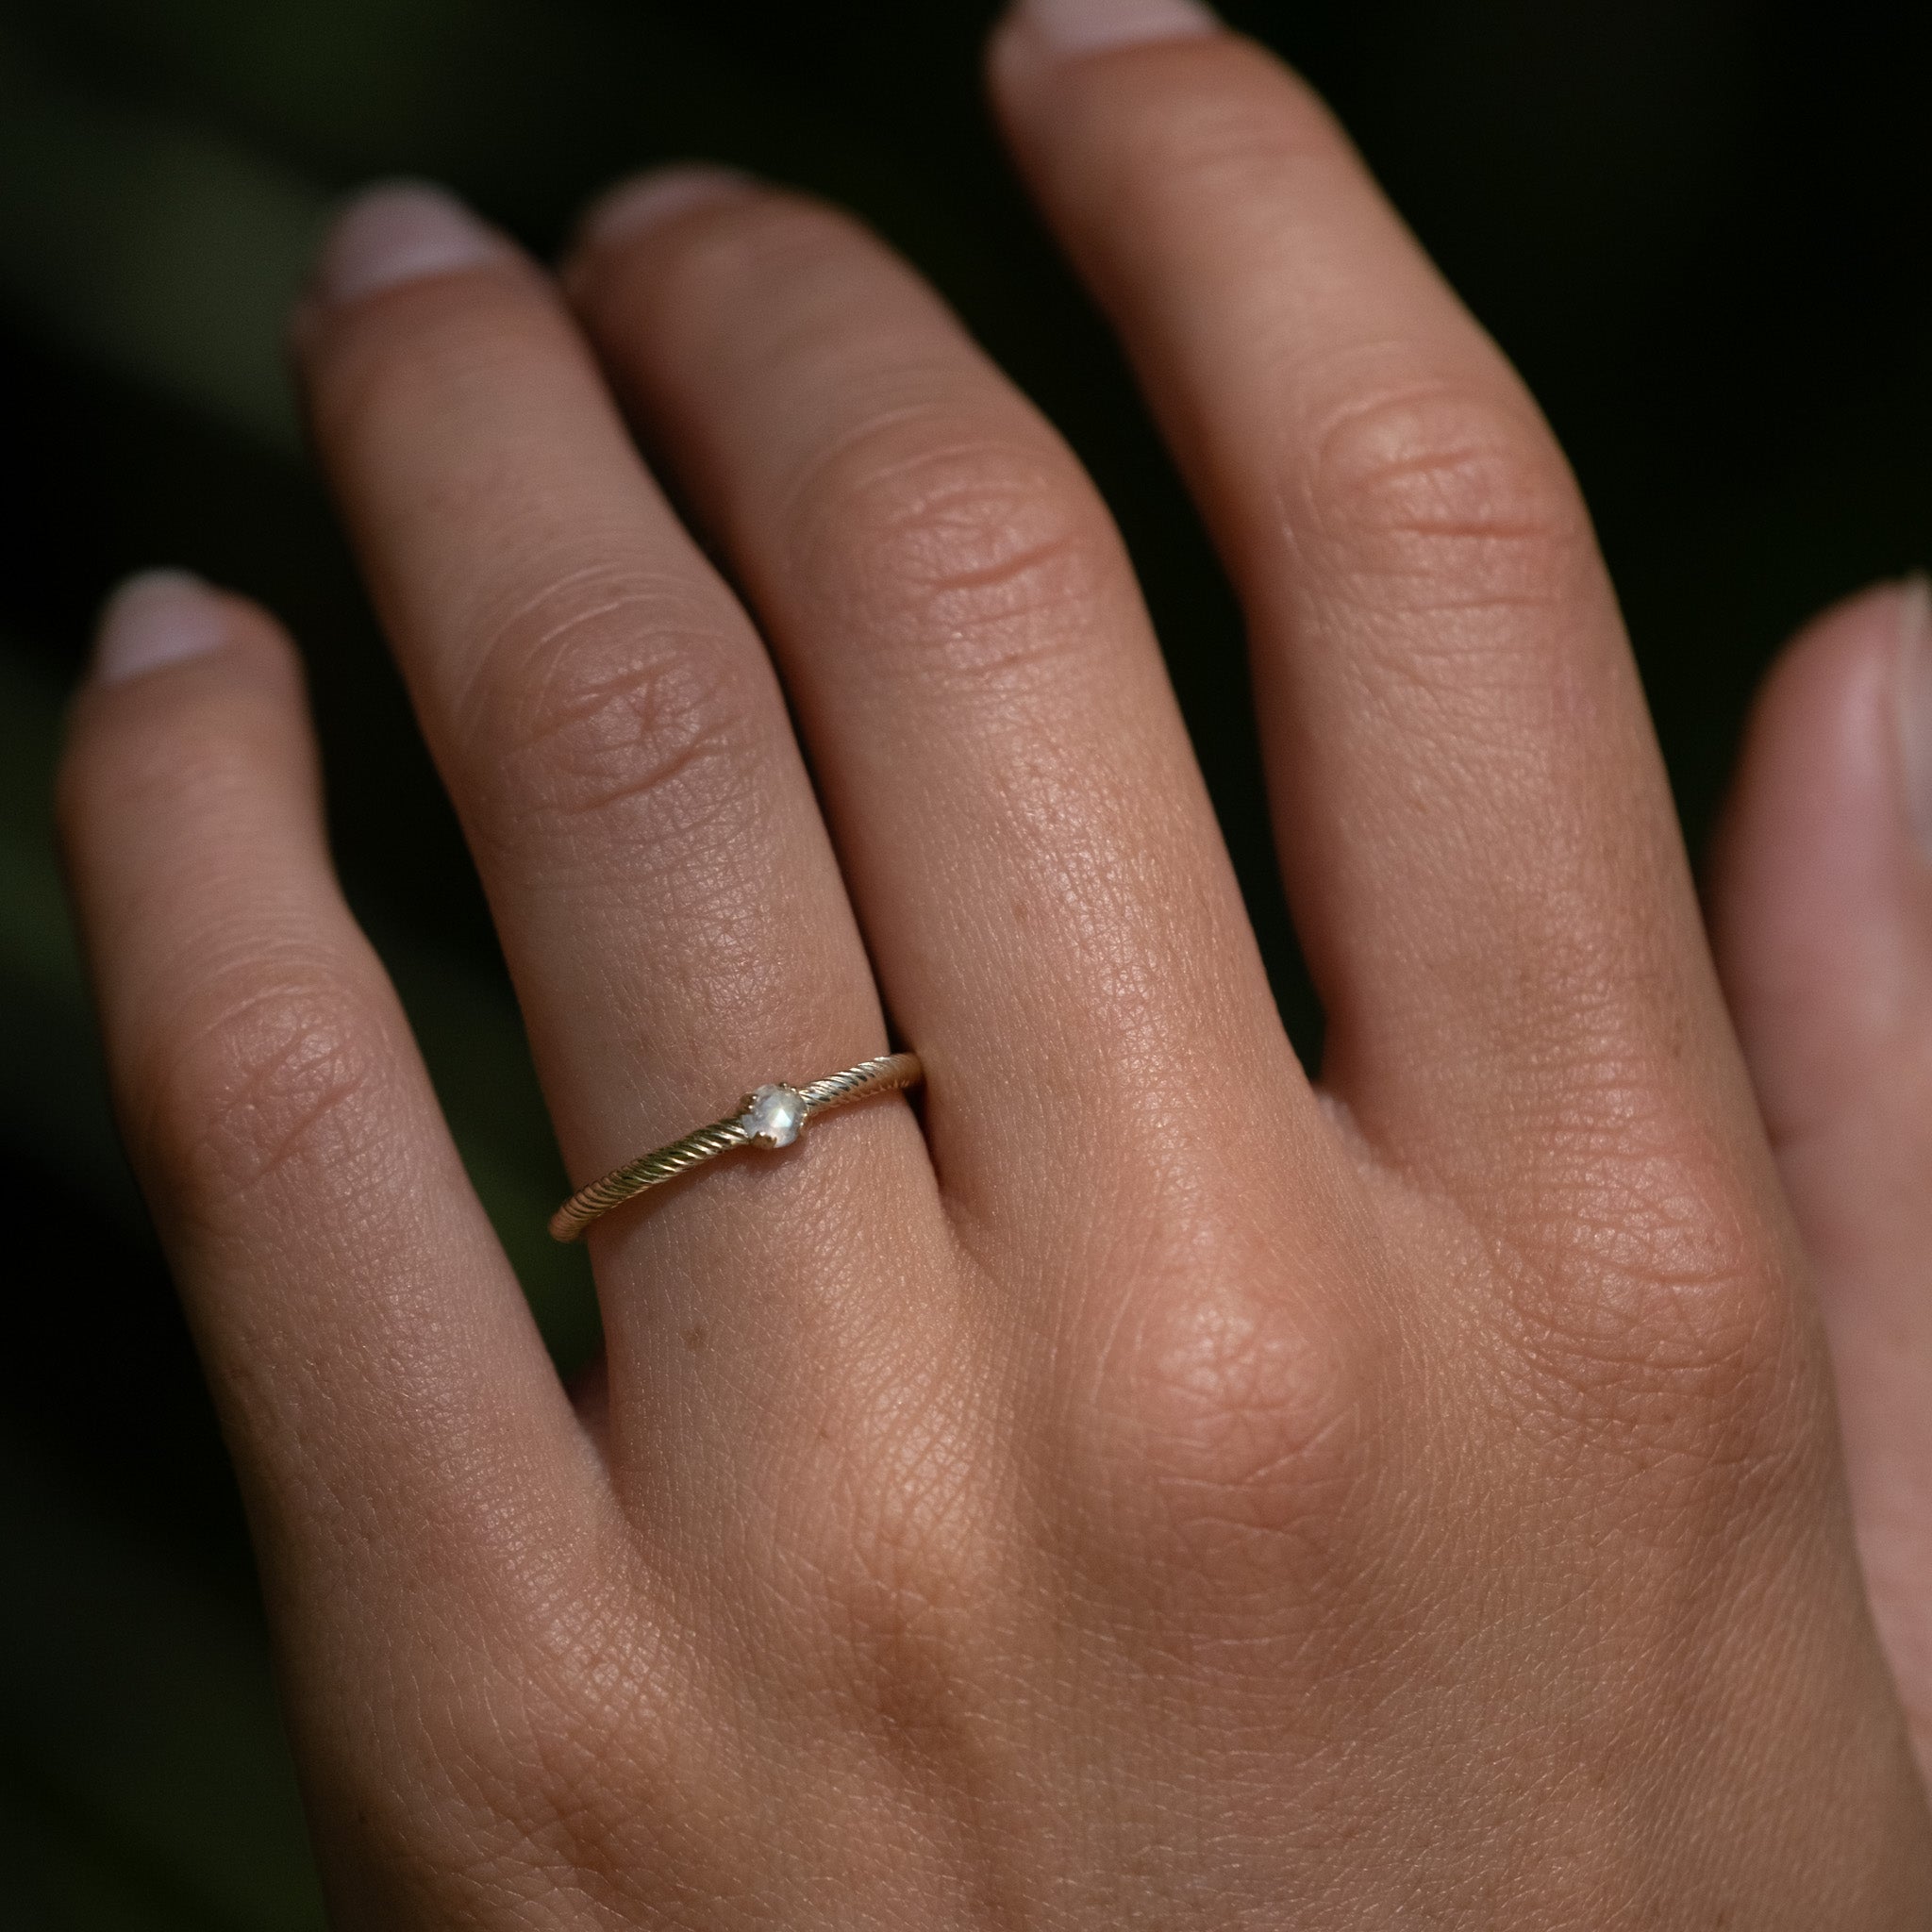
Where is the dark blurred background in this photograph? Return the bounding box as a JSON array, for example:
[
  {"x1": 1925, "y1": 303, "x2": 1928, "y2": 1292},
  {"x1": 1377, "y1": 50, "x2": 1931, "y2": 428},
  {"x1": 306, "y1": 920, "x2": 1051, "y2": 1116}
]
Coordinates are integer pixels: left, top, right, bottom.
[{"x1": 2, "y1": 0, "x2": 1927, "y2": 1922}]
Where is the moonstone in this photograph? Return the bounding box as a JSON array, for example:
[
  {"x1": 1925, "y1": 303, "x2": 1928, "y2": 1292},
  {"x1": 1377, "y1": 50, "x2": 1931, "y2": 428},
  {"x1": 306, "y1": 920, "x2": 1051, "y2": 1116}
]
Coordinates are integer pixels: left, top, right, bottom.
[{"x1": 739, "y1": 1083, "x2": 806, "y2": 1149}]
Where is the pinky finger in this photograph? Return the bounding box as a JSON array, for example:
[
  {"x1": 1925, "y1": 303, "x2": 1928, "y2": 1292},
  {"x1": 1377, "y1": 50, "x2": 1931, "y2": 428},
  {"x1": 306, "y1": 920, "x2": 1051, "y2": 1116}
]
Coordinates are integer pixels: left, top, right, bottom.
[{"x1": 58, "y1": 573, "x2": 596, "y2": 1641}]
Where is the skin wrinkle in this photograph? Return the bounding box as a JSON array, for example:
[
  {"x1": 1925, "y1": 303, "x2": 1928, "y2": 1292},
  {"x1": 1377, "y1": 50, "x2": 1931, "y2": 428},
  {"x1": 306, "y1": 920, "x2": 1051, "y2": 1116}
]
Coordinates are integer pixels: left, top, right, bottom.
[
  {"x1": 148, "y1": 974, "x2": 389, "y2": 1191},
  {"x1": 1294, "y1": 381, "x2": 1590, "y2": 582},
  {"x1": 448, "y1": 552, "x2": 709, "y2": 720},
  {"x1": 469, "y1": 619, "x2": 762, "y2": 849},
  {"x1": 783, "y1": 402, "x2": 1070, "y2": 566}
]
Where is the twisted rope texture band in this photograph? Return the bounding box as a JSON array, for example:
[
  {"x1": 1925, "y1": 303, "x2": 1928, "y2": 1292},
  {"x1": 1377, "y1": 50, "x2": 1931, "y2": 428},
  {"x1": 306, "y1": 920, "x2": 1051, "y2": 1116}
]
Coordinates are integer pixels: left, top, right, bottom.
[{"x1": 549, "y1": 1053, "x2": 922, "y2": 1243}]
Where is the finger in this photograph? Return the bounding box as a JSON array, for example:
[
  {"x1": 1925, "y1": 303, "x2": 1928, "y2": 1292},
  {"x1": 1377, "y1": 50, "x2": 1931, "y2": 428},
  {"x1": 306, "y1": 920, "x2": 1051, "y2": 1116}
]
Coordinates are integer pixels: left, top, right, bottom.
[
  {"x1": 562, "y1": 172, "x2": 1312, "y2": 1256},
  {"x1": 1711, "y1": 578, "x2": 1932, "y2": 1768},
  {"x1": 291, "y1": 188, "x2": 947, "y2": 1458},
  {"x1": 990, "y1": 9, "x2": 1742, "y2": 1189},
  {"x1": 58, "y1": 573, "x2": 591, "y2": 1637}
]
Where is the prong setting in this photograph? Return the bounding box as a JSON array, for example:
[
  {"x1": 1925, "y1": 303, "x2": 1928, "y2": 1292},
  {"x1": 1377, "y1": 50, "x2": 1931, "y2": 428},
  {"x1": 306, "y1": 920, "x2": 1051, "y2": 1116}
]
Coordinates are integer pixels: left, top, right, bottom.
[{"x1": 738, "y1": 1083, "x2": 808, "y2": 1150}]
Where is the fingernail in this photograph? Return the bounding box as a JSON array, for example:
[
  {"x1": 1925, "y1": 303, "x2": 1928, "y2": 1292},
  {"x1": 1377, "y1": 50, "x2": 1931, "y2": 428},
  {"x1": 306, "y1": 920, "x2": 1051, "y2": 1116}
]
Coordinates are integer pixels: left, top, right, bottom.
[
  {"x1": 92, "y1": 571, "x2": 230, "y2": 686},
  {"x1": 575, "y1": 165, "x2": 755, "y2": 253},
  {"x1": 1898, "y1": 574, "x2": 1932, "y2": 860},
  {"x1": 310, "y1": 180, "x2": 507, "y2": 309},
  {"x1": 1008, "y1": 0, "x2": 1221, "y2": 58}
]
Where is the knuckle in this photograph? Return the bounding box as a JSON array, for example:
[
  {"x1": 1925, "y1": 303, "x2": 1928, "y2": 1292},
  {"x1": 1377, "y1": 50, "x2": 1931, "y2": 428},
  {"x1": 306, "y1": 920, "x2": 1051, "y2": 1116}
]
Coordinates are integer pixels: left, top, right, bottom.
[
  {"x1": 1499, "y1": 1109, "x2": 1825, "y2": 1501},
  {"x1": 464, "y1": 566, "x2": 762, "y2": 854},
  {"x1": 1300, "y1": 380, "x2": 1592, "y2": 614},
  {"x1": 798, "y1": 415, "x2": 1117, "y2": 697},
  {"x1": 138, "y1": 956, "x2": 390, "y2": 1218},
  {"x1": 1075, "y1": 1252, "x2": 1375, "y2": 1593}
]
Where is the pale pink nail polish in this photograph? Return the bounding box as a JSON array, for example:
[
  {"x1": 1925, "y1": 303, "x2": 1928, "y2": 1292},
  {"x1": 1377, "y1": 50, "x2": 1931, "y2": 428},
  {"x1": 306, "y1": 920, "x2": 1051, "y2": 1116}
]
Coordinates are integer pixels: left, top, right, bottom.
[
  {"x1": 1898, "y1": 574, "x2": 1932, "y2": 860},
  {"x1": 1011, "y1": 0, "x2": 1221, "y2": 58},
  {"x1": 575, "y1": 166, "x2": 756, "y2": 252},
  {"x1": 92, "y1": 571, "x2": 230, "y2": 686},
  {"x1": 310, "y1": 180, "x2": 507, "y2": 309}
]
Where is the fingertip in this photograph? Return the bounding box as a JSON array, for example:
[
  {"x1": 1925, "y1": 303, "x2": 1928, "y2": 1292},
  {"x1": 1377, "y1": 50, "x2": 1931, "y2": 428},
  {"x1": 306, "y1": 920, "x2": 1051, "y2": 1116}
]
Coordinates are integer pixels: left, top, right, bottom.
[
  {"x1": 1723, "y1": 579, "x2": 1915, "y2": 889},
  {"x1": 308, "y1": 180, "x2": 508, "y2": 309},
  {"x1": 991, "y1": 0, "x2": 1223, "y2": 69},
  {"x1": 69, "y1": 574, "x2": 308, "y2": 851},
  {"x1": 1711, "y1": 578, "x2": 1929, "y2": 1139},
  {"x1": 88, "y1": 570, "x2": 301, "y2": 696},
  {"x1": 569, "y1": 165, "x2": 757, "y2": 260},
  {"x1": 287, "y1": 180, "x2": 522, "y2": 363},
  {"x1": 92, "y1": 569, "x2": 233, "y2": 687},
  {"x1": 986, "y1": 0, "x2": 1229, "y2": 128},
  {"x1": 558, "y1": 165, "x2": 761, "y2": 312}
]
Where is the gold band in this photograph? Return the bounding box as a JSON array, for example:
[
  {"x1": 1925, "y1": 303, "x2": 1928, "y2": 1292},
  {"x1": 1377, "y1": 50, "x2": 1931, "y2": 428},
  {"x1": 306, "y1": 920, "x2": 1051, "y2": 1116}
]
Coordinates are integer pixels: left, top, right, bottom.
[{"x1": 548, "y1": 1053, "x2": 924, "y2": 1243}]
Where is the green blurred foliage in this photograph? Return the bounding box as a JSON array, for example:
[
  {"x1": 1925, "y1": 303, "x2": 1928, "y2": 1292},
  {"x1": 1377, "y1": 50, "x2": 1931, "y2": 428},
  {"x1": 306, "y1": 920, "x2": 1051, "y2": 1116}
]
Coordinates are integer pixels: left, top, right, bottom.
[{"x1": 1, "y1": 0, "x2": 1927, "y2": 1921}]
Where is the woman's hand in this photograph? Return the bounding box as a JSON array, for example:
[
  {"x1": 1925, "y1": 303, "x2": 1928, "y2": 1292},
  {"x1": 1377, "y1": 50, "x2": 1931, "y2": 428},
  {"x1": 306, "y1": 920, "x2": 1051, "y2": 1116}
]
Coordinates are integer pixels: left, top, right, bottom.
[{"x1": 57, "y1": 3, "x2": 1932, "y2": 1923}]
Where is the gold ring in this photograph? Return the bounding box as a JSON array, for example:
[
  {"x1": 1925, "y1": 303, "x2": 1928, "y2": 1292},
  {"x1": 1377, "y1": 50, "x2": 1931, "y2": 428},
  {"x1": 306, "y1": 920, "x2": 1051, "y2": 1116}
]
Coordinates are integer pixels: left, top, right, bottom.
[{"x1": 548, "y1": 1053, "x2": 924, "y2": 1243}]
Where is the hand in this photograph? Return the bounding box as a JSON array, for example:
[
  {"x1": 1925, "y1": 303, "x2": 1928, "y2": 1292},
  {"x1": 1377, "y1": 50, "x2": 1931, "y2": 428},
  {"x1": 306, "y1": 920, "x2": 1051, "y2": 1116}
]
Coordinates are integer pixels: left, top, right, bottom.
[{"x1": 57, "y1": 4, "x2": 1932, "y2": 1924}]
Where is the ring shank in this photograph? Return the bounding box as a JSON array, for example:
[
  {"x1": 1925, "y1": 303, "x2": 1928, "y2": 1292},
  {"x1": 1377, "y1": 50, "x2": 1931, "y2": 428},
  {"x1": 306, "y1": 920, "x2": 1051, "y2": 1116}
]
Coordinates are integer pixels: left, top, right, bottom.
[{"x1": 548, "y1": 1052, "x2": 923, "y2": 1243}]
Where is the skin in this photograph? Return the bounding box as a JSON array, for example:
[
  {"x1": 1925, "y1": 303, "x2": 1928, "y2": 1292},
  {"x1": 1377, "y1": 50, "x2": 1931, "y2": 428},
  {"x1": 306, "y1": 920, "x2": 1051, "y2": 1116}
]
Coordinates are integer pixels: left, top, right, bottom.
[
  {"x1": 53, "y1": 14, "x2": 1932, "y2": 1928},
  {"x1": 1713, "y1": 584, "x2": 1932, "y2": 1777}
]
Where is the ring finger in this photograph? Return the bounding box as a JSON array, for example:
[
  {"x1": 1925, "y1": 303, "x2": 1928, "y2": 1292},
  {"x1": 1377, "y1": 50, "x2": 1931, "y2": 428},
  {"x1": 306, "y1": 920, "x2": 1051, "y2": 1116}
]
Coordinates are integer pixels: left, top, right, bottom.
[
  {"x1": 292, "y1": 186, "x2": 943, "y2": 1483},
  {"x1": 561, "y1": 172, "x2": 1314, "y2": 1288}
]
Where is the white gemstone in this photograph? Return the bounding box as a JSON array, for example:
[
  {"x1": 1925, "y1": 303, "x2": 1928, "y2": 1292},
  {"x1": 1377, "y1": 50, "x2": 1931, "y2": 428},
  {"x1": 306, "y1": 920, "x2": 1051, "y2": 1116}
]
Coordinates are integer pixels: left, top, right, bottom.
[{"x1": 739, "y1": 1083, "x2": 806, "y2": 1149}]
